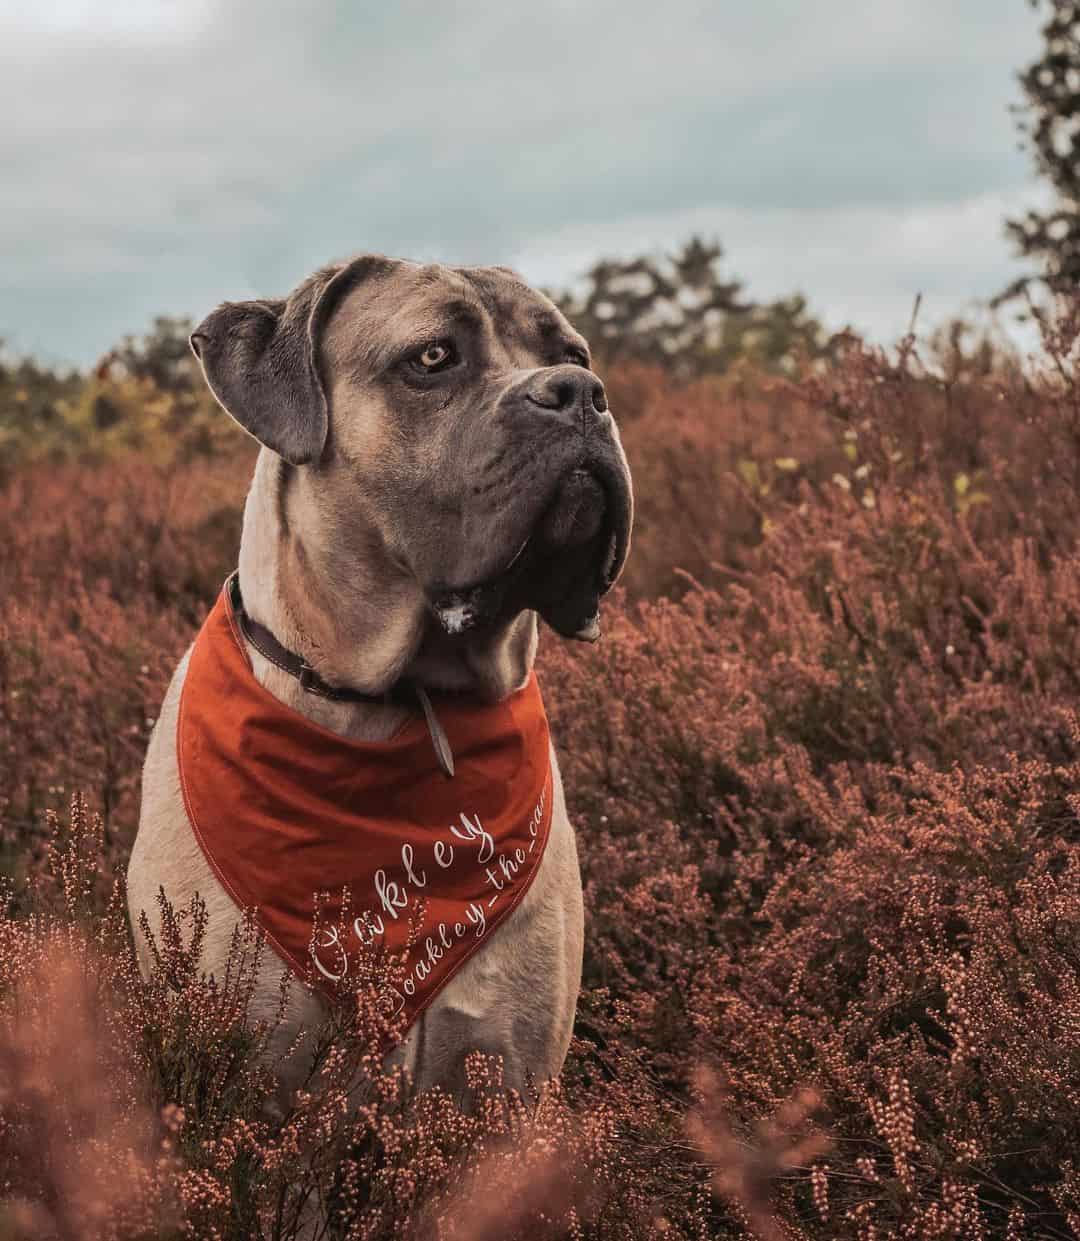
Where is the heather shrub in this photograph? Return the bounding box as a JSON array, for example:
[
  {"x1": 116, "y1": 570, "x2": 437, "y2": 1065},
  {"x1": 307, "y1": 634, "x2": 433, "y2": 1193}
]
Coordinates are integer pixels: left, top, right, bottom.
[
  {"x1": 0, "y1": 800, "x2": 715, "y2": 1240},
  {"x1": 5, "y1": 315, "x2": 1080, "y2": 1235},
  {"x1": 0, "y1": 363, "x2": 237, "y2": 473},
  {"x1": 0, "y1": 453, "x2": 249, "y2": 841}
]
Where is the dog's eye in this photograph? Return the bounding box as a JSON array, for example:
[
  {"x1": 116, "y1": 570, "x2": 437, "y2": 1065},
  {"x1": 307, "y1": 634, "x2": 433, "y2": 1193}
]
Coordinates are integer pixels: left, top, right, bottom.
[{"x1": 412, "y1": 341, "x2": 457, "y2": 373}]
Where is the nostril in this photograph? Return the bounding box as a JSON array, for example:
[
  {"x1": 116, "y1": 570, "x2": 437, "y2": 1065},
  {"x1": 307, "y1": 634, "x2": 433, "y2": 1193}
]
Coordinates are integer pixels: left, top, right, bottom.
[
  {"x1": 526, "y1": 377, "x2": 578, "y2": 411},
  {"x1": 554, "y1": 378, "x2": 579, "y2": 410},
  {"x1": 524, "y1": 367, "x2": 609, "y2": 416}
]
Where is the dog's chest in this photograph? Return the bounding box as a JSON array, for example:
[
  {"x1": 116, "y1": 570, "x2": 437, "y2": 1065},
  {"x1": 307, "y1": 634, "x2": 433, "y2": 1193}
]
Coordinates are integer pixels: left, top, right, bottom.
[{"x1": 177, "y1": 580, "x2": 556, "y2": 1048}]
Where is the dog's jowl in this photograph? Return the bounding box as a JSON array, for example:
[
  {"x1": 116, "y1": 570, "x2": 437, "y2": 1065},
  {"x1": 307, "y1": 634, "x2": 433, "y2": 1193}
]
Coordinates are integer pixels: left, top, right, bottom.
[{"x1": 127, "y1": 254, "x2": 633, "y2": 1106}]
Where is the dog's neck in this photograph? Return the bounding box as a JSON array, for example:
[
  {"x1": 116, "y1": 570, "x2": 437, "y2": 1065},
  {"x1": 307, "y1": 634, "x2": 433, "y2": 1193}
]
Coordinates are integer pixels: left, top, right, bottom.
[{"x1": 235, "y1": 451, "x2": 538, "y2": 741}]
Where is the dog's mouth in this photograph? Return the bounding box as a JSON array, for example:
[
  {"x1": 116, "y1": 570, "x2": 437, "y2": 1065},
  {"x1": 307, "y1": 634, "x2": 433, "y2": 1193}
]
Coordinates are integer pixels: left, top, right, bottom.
[{"x1": 429, "y1": 459, "x2": 632, "y2": 643}]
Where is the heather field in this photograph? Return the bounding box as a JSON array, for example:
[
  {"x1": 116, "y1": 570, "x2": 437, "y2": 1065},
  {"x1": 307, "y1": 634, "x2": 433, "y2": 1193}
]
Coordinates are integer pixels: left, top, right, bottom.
[{"x1": 6, "y1": 318, "x2": 1080, "y2": 1239}]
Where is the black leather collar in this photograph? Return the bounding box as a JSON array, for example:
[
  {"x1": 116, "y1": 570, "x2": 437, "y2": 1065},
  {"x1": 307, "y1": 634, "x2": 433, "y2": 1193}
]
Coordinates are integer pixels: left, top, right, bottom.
[{"x1": 227, "y1": 571, "x2": 455, "y2": 777}]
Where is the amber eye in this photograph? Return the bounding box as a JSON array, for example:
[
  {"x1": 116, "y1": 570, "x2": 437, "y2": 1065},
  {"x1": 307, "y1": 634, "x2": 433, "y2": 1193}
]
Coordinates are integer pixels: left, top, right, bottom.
[{"x1": 415, "y1": 341, "x2": 456, "y2": 371}]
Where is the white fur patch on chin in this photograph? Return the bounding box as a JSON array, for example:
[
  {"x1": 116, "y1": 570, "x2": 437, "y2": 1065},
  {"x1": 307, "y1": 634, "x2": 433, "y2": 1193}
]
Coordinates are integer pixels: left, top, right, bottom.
[{"x1": 434, "y1": 598, "x2": 476, "y2": 635}]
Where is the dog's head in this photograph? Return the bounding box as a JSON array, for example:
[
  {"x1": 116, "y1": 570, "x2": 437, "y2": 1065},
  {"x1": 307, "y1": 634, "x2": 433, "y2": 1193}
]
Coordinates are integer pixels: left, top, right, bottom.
[{"x1": 191, "y1": 254, "x2": 632, "y2": 647}]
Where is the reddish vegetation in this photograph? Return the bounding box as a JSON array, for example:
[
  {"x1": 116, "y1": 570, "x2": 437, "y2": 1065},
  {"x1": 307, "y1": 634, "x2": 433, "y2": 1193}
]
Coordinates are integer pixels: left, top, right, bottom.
[{"x1": 4, "y1": 319, "x2": 1080, "y2": 1237}]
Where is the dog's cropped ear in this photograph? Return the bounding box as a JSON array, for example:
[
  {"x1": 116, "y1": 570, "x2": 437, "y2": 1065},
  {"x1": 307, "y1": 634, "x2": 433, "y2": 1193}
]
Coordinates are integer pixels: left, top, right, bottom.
[{"x1": 189, "y1": 256, "x2": 387, "y2": 465}]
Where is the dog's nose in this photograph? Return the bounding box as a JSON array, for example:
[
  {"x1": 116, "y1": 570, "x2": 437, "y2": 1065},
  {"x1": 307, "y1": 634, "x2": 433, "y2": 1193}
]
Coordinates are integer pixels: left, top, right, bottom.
[{"x1": 523, "y1": 365, "x2": 608, "y2": 423}]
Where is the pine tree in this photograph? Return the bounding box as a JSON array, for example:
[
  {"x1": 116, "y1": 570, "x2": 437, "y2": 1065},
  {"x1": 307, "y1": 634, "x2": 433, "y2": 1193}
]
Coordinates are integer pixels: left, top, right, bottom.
[
  {"x1": 550, "y1": 236, "x2": 828, "y2": 379},
  {"x1": 1003, "y1": 0, "x2": 1080, "y2": 299}
]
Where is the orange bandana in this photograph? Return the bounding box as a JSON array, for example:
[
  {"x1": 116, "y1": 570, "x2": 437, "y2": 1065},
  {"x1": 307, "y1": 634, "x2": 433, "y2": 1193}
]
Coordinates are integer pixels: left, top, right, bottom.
[{"x1": 177, "y1": 578, "x2": 554, "y2": 1043}]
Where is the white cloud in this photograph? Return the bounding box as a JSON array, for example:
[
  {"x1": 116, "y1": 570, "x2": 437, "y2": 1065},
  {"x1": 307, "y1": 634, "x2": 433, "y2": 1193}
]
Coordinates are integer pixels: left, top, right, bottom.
[
  {"x1": 0, "y1": 0, "x2": 1051, "y2": 364},
  {"x1": 510, "y1": 187, "x2": 1049, "y2": 346},
  {"x1": 0, "y1": 0, "x2": 212, "y2": 35}
]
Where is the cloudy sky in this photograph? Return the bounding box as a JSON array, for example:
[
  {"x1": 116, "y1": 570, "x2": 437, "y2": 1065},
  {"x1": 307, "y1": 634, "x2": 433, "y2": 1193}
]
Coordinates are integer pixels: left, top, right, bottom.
[{"x1": 0, "y1": 0, "x2": 1047, "y2": 367}]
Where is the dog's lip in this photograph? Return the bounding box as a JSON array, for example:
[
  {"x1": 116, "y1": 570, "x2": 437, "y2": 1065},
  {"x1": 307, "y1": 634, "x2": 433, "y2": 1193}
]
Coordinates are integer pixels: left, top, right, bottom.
[
  {"x1": 439, "y1": 470, "x2": 605, "y2": 590},
  {"x1": 431, "y1": 467, "x2": 607, "y2": 599},
  {"x1": 592, "y1": 448, "x2": 632, "y2": 591},
  {"x1": 428, "y1": 454, "x2": 629, "y2": 639},
  {"x1": 429, "y1": 533, "x2": 531, "y2": 605}
]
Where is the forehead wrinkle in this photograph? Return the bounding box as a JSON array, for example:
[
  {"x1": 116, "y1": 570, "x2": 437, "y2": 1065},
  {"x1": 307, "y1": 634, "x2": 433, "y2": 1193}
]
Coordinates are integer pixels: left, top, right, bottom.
[
  {"x1": 460, "y1": 267, "x2": 587, "y2": 356},
  {"x1": 385, "y1": 297, "x2": 488, "y2": 353},
  {"x1": 505, "y1": 306, "x2": 589, "y2": 362},
  {"x1": 531, "y1": 309, "x2": 577, "y2": 345},
  {"x1": 339, "y1": 294, "x2": 493, "y2": 379}
]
